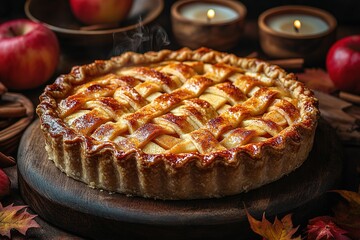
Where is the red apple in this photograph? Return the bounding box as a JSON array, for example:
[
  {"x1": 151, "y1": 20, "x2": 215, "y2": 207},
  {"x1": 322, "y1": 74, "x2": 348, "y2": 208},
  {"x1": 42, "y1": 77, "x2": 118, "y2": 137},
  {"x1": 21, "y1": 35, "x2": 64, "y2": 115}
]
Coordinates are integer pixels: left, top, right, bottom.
[
  {"x1": 0, "y1": 168, "x2": 10, "y2": 198},
  {"x1": 326, "y1": 35, "x2": 360, "y2": 94},
  {"x1": 0, "y1": 19, "x2": 60, "y2": 90},
  {"x1": 69, "y1": 0, "x2": 133, "y2": 25}
]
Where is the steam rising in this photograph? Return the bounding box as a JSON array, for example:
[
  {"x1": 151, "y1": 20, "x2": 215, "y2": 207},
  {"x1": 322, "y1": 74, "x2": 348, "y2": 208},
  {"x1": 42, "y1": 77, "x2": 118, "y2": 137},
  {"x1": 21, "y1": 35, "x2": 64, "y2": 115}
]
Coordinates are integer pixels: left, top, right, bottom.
[{"x1": 111, "y1": 20, "x2": 170, "y2": 56}]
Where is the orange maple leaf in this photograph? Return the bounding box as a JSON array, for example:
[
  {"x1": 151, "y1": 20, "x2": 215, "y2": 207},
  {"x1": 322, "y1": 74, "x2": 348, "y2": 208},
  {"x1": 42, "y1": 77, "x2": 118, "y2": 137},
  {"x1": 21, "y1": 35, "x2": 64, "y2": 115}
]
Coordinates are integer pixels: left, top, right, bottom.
[
  {"x1": 246, "y1": 210, "x2": 301, "y2": 240},
  {"x1": 0, "y1": 203, "x2": 40, "y2": 238}
]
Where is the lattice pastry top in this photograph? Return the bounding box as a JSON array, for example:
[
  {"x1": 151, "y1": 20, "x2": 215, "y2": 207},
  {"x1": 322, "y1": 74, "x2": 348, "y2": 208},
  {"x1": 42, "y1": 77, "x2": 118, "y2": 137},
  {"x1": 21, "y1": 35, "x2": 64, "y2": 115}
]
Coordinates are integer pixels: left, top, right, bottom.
[{"x1": 37, "y1": 48, "x2": 319, "y2": 199}]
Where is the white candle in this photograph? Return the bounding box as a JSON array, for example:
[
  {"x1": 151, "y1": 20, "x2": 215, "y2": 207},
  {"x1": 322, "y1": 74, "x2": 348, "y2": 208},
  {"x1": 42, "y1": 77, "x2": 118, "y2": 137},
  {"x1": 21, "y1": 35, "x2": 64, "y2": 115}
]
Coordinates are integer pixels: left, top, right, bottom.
[
  {"x1": 267, "y1": 14, "x2": 329, "y2": 36},
  {"x1": 180, "y1": 3, "x2": 239, "y2": 23}
]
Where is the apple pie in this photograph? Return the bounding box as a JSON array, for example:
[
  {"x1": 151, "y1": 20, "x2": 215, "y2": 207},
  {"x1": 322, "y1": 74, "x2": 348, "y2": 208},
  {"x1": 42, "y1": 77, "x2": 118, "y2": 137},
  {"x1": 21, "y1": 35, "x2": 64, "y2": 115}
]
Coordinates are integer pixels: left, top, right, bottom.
[{"x1": 37, "y1": 48, "x2": 319, "y2": 200}]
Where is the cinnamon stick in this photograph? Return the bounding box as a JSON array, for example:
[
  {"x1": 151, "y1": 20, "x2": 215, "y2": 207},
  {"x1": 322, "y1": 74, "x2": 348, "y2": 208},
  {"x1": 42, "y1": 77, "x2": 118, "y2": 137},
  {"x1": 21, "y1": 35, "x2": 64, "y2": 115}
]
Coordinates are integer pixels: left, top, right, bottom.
[
  {"x1": 0, "y1": 119, "x2": 13, "y2": 129},
  {"x1": 0, "y1": 106, "x2": 27, "y2": 118},
  {"x1": 1, "y1": 102, "x2": 22, "y2": 108},
  {"x1": 0, "y1": 91, "x2": 34, "y2": 157},
  {"x1": 0, "y1": 151, "x2": 16, "y2": 167},
  {"x1": 339, "y1": 91, "x2": 360, "y2": 105},
  {"x1": 245, "y1": 52, "x2": 258, "y2": 58},
  {"x1": 0, "y1": 117, "x2": 33, "y2": 141},
  {"x1": 268, "y1": 58, "x2": 304, "y2": 69},
  {"x1": 1, "y1": 92, "x2": 33, "y2": 114}
]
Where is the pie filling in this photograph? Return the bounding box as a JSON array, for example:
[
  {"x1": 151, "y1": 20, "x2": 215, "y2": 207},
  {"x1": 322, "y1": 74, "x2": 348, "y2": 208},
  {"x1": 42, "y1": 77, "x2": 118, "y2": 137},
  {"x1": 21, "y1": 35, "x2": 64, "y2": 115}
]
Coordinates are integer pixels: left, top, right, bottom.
[{"x1": 37, "y1": 48, "x2": 319, "y2": 199}]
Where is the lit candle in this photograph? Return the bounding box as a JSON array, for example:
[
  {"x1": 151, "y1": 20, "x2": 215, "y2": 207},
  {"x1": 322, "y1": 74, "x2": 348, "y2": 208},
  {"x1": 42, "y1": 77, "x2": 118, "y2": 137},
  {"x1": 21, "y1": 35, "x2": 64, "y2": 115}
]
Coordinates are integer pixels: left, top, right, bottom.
[
  {"x1": 207, "y1": 9, "x2": 215, "y2": 22},
  {"x1": 171, "y1": 0, "x2": 247, "y2": 50},
  {"x1": 293, "y1": 19, "x2": 301, "y2": 33},
  {"x1": 179, "y1": 3, "x2": 239, "y2": 23},
  {"x1": 267, "y1": 14, "x2": 329, "y2": 36},
  {"x1": 258, "y1": 5, "x2": 337, "y2": 63}
]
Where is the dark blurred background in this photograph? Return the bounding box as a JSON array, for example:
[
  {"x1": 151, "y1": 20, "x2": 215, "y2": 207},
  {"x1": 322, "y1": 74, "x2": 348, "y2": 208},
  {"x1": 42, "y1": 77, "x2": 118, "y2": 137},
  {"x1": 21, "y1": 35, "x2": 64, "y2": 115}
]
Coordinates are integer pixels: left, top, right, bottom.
[{"x1": 1, "y1": 0, "x2": 360, "y2": 24}]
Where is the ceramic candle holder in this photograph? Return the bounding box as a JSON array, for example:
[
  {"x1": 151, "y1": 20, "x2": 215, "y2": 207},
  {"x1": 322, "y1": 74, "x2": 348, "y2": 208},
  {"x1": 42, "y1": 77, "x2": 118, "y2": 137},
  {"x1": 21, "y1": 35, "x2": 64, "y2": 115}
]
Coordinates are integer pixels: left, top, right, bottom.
[
  {"x1": 258, "y1": 5, "x2": 337, "y2": 64},
  {"x1": 171, "y1": 0, "x2": 247, "y2": 51}
]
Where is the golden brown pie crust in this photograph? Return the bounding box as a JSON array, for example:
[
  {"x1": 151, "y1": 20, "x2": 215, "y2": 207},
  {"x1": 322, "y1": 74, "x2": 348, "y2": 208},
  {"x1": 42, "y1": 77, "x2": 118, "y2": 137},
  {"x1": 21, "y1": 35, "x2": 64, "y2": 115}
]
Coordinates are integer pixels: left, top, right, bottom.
[{"x1": 37, "y1": 48, "x2": 319, "y2": 200}]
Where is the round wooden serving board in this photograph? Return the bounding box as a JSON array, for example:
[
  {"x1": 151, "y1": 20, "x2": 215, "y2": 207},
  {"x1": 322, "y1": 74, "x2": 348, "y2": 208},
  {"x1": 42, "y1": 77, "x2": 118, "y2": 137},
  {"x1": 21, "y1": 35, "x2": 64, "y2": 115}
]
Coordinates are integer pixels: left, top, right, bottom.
[{"x1": 18, "y1": 119, "x2": 342, "y2": 240}]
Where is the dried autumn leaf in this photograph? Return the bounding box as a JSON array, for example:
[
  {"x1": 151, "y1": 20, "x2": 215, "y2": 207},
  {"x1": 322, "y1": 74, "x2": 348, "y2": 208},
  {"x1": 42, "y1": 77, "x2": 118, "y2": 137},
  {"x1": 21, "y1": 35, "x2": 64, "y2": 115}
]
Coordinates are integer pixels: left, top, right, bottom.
[
  {"x1": 307, "y1": 216, "x2": 351, "y2": 240},
  {"x1": 332, "y1": 190, "x2": 360, "y2": 214},
  {"x1": 0, "y1": 203, "x2": 40, "y2": 238},
  {"x1": 332, "y1": 190, "x2": 360, "y2": 239},
  {"x1": 246, "y1": 210, "x2": 301, "y2": 240},
  {"x1": 296, "y1": 68, "x2": 336, "y2": 93}
]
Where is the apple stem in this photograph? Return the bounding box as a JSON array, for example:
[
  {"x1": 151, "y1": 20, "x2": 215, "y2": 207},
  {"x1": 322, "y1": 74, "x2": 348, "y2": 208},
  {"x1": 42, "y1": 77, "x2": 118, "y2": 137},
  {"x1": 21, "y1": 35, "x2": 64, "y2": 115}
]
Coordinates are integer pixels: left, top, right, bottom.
[{"x1": 8, "y1": 26, "x2": 17, "y2": 37}]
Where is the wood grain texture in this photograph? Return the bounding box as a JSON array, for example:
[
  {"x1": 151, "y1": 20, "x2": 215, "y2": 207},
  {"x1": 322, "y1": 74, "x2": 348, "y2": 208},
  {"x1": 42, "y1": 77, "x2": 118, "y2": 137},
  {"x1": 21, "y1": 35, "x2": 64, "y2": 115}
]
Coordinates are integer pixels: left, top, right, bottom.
[{"x1": 18, "y1": 119, "x2": 342, "y2": 240}]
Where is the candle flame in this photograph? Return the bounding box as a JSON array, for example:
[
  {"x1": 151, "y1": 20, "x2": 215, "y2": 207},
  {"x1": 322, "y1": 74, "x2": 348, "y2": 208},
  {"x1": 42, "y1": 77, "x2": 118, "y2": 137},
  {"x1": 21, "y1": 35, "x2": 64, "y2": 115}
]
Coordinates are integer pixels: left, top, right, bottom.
[
  {"x1": 293, "y1": 20, "x2": 301, "y2": 33},
  {"x1": 207, "y1": 9, "x2": 215, "y2": 22}
]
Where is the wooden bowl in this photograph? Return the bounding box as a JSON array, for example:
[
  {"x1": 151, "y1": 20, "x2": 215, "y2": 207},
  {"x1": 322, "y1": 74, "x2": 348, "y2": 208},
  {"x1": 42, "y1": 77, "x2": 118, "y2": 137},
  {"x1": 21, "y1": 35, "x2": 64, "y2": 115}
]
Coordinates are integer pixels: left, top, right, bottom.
[
  {"x1": 25, "y1": 0, "x2": 164, "y2": 49},
  {"x1": 171, "y1": 0, "x2": 247, "y2": 51}
]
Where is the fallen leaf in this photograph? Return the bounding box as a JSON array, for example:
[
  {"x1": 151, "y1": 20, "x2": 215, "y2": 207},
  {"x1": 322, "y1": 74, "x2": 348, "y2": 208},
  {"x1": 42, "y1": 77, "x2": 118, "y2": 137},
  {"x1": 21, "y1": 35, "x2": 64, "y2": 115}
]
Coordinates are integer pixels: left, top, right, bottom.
[
  {"x1": 332, "y1": 190, "x2": 360, "y2": 239},
  {"x1": 0, "y1": 203, "x2": 40, "y2": 238},
  {"x1": 246, "y1": 210, "x2": 301, "y2": 240},
  {"x1": 307, "y1": 216, "x2": 351, "y2": 240},
  {"x1": 332, "y1": 190, "x2": 360, "y2": 214},
  {"x1": 296, "y1": 68, "x2": 336, "y2": 93}
]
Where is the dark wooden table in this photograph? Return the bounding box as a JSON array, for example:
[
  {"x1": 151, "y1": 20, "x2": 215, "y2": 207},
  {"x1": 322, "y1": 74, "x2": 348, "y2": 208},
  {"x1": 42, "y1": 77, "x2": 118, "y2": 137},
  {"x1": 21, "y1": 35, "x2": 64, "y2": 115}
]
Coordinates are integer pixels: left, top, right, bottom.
[{"x1": 1, "y1": 2, "x2": 360, "y2": 239}]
